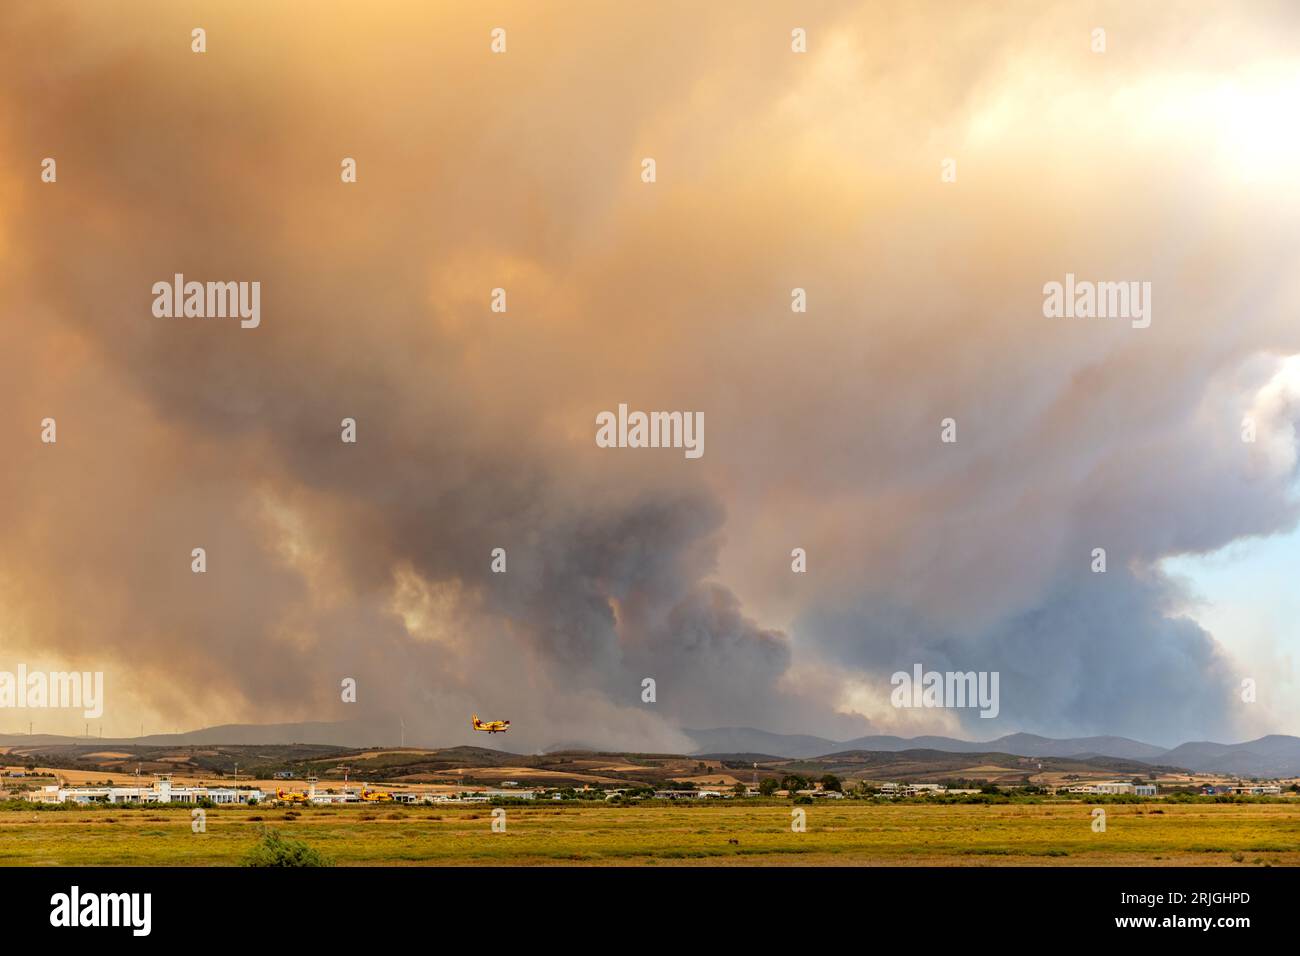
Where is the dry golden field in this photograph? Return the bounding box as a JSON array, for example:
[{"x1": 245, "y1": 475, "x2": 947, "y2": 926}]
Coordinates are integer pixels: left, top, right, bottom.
[{"x1": 1, "y1": 800, "x2": 1297, "y2": 866}]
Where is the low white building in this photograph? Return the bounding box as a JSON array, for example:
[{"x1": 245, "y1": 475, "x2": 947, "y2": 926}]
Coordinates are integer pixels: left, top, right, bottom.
[
  {"x1": 1067, "y1": 782, "x2": 1157, "y2": 796},
  {"x1": 28, "y1": 776, "x2": 263, "y2": 805},
  {"x1": 310, "y1": 792, "x2": 353, "y2": 805},
  {"x1": 1093, "y1": 782, "x2": 1135, "y2": 795}
]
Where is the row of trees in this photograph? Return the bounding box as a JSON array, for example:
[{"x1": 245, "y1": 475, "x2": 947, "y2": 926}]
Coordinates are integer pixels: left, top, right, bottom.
[{"x1": 756, "y1": 774, "x2": 842, "y2": 795}]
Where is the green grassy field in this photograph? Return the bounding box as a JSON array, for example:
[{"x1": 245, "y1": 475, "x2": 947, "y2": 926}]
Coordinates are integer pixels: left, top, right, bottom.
[{"x1": 2, "y1": 801, "x2": 1298, "y2": 866}]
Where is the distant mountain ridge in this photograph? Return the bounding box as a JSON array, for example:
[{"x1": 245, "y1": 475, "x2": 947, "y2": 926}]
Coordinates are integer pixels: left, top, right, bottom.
[
  {"x1": 1156, "y1": 735, "x2": 1300, "y2": 778},
  {"x1": 683, "y1": 727, "x2": 1300, "y2": 776},
  {"x1": 4, "y1": 721, "x2": 1299, "y2": 777},
  {"x1": 0, "y1": 721, "x2": 370, "y2": 749},
  {"x1": 682, "y1": 727, "x2": 1164, "y2": 760}
]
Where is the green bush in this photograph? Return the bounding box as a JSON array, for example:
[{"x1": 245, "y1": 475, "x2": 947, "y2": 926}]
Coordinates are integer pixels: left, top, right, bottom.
[{"x1": 241, "y1": 827, "x2": 333, "y2": 867}]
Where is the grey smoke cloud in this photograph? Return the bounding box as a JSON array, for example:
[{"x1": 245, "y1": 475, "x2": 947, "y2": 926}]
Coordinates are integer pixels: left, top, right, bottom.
[{"x1": 1, "y1": 2, "x2": 1299, "y2": 748}]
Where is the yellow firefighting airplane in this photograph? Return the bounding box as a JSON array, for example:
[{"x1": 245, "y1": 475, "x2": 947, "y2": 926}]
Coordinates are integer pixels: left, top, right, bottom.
[{"x1": 472, "y1": 714, "x2": 510, "y2": 734}]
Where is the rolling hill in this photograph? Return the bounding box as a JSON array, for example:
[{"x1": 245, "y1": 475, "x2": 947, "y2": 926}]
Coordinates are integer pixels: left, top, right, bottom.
[
  {"x1": 683, "y1": 728, "x2": 1166, "y2": 761},
  {"x1": 684, "y1": 728, "x2": 1300, "y2": 776},
  {"x1": 5, "y1": 724, "x2": 1298, "y2": 777}
]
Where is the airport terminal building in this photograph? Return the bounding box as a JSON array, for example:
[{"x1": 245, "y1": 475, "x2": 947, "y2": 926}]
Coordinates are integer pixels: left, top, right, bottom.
[{"x1": 27, "y1": 775, "x2": 263, "y2": 805}]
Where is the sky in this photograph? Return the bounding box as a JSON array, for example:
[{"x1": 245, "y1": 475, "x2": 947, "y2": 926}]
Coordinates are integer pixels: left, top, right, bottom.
[
  {"x1": 1163, "y1": 524, "x2": 1300, "y2": 741},
  {"x1": 1, "y1": 1, "x2": 1299, "y2": 751}
]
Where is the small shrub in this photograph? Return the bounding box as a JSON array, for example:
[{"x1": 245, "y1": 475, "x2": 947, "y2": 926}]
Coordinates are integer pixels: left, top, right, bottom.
[{"x1": 241, "y1": 827, "x2": 333, "y2": 867}]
